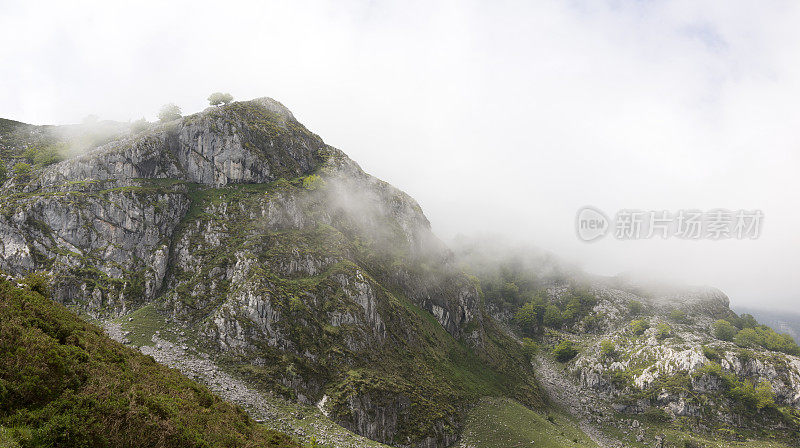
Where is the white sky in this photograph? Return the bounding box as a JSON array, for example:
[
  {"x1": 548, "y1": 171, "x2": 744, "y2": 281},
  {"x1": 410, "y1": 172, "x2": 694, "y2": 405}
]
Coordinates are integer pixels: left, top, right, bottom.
[{"x1": 2, "y1": 0, "x2": 799, "y2": 311}]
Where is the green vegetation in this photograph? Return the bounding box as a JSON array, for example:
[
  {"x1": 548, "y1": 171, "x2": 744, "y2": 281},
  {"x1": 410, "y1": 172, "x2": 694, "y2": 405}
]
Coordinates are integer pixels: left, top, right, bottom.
[
  {"x1": 12, "y1": 162, "x2": 31, "y2": 179},
  {"x1": 669, "y1": 308, "x2": 690, "y2": 324},
  {"x1": 0, "y1": 276, "x2": 301, "y2": 448},
  {"x1": 23, "y1": 142, "x2": 67, "y2": 167},
  {"x1": 701, "y1": 345, "x2": 723, "y2": 362},
  {"x1": 0, "y1": 161, "x2": 6, "y2": 184},
  {"x1": 513, "y1": 288, "x2": 597, "y2": 336},
  {"x1": 521, "y1": 337, "x2": 539, "y2": 360},
  {"x1": 694, "y1": 362, "x2": 780, "y2": 415},
  {"x1": 712, "y1": 319, "x2": 738, "y2": 341},
  {"x1": 552, "y1": 340, "x2": 579, "y2": 362},
  {"x1": 655, "y1": 323, "x2": 673, "y2": 340},
  {"x1": 629, "y1": 319, "x2": 650, "y2": 336},
  {"x1": 117, "y1": 304, "x2": 170, "y2": 346},
  {"x1": 628, "y1": 300, "x2": 644, "y2": 315},
  {"x1": 458, "y1": 398, "x2": 598, "y2": 448},
  {"x1": 543, "y1": 304, "x2": 564, "y2": 328},
  {"x1": 711, "y1": 315, "x2": 800, "y2": 355},
  {"x1": 208, "y1": 92, "x2": 234, "y2": 106},
  {"x1": 600, "y1": 339, "x2": 617, "y2": 359},
  {"x1": 158, "y1": 103, "x2": 182, "y2": 122}
]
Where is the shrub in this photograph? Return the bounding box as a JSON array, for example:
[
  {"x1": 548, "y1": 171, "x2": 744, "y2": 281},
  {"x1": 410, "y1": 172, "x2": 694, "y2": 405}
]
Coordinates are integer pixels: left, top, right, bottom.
[
  {"x1": 514, "y1": 296, "x2": 546, "y2": 336},
  {"x1": 655, "y1": 323, "x2": 672, "y2": 340},
  {"x1": 732, "y1": 326, "x2": 800, "y2": 355},
  {"x1": 0, "y1": 162, "x2": 6, "y2": 184},
  {"x1": 22, "y1": 272, "x2": 52, "y2": 298},
  {"x1": 669, "y1": 309, "x2": 689, "y2": 324},
  {"x1": 158, "y1": 103, "x2": 182, "y2": 122},
  {"x1": 521, "y1": 337, "x2": 539, "y2": 360},
  {"x1": 630, "y1": 319, "x2": 650, "y2": 336},
  {"x1": 12, "y1": 162, "x2": 31, "y2": 178},
  {"x1": 701, "y1": 345, "x2": 722, "y2": 362},
  {"x1": 600, "y1": 339, "x2": 617, "y2": 359},
  {"x1": 552, "y1": 340, "x2": 579, "y2": 362},
  {"x1": 712, "y1": 319, "x2": 738, "y2": 341},
  {"x1": 728, "y1": 380, "x2": 776, "y2": 413},
  {"x1": 734, "y1": 328, "x2": 760, "y2": 348},
  {"x1": 543, "y1": 304, "x2": 563, "y2": 328}
]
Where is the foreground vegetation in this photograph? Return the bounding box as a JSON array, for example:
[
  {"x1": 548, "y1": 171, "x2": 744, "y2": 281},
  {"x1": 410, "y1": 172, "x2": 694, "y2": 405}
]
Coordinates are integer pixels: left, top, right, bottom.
[{"x1": 0, "y1": 275, "x2": 301, "y2": 448}]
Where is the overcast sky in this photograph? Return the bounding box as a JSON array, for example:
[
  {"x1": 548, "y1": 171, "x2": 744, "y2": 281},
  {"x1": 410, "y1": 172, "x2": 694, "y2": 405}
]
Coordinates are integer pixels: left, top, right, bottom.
[{"x1": 2, "y1": 0, "x2": 799, "y2": 311}]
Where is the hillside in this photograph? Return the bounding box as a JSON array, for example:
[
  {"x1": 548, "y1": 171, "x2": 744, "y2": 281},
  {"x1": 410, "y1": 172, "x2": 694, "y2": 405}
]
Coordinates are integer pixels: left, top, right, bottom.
[
  {"x1": 0, "y1": 273, "x2": 300, "y2": 448},
  {"x1": 453, "y1": 238, "x2": 800, "y2": 447},
  {"x1": 2, "y1": 98, "x2": 799, "y2": 448},
  {"x1": 0, "y1": 99, "x2": 544, "y2": 447}
]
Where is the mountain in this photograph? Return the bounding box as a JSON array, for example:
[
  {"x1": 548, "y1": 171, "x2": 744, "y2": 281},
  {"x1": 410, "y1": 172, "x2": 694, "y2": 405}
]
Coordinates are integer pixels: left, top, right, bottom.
[
  {"x1": 0, "y1": 99, "x2": 542, "y2": 447},
  {"x1": 0, "y1": 273, "x2": 300, "y2": 448},
  {"x1": 2, "y1": 99, "x2": 800, "y2": 448},
  {"x1": 452, "y1": 237, "x2": 800, "y2": 447}
]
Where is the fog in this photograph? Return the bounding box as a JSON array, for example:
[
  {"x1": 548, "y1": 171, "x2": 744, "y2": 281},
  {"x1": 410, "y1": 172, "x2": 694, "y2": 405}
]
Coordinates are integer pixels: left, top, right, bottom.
[{"x1": 2, "y1": 1, "x2": 799, "y2": 311}]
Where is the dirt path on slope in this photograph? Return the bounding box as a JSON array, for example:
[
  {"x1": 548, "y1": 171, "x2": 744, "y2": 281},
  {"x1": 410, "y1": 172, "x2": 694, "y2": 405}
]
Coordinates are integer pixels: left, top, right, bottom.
[{"x1": 533, "y1": 355, "x2": 624, "y2": 448}]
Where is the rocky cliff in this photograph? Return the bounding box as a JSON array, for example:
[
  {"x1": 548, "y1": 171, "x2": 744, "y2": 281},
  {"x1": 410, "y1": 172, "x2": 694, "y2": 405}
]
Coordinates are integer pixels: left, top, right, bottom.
[
  {"x1": 0, "y1": 99, "x2": 541, "y2": 447},
  {"x1": 454, "y1": 238, "x2": 800, "y2": 446}
]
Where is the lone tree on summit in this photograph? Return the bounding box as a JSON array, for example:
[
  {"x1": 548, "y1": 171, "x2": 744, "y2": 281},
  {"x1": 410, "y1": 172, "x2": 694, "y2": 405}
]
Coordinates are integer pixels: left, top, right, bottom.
[
  {"x1": 158, "y1": 103, "x2": 182, "y2": 122},
  {"x1": 208, "y1": 92, "x2": 234, "y2": 106}
]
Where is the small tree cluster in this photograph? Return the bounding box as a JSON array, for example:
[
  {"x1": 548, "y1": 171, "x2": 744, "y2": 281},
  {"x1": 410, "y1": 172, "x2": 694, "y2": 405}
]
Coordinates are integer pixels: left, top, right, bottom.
[
  {"x1": 629, "y1": 319, "x2": 650, "y2": 336},
  {"x1": 600, "y1": 339, "x2": 617, "y2": 359},
  {"x1": 208, "y1": 92, "x2": 234, "y2": 106},
  {"x1": 552, "y1": 340, "x2": 579, "y2": 362},
  {"x1": 158, "y1": 103, "x2": 182, "y2": 122}
]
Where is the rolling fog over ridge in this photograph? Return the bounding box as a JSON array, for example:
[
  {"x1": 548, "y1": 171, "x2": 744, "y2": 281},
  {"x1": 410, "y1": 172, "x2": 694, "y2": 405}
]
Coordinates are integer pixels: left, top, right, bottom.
[{"x1": 2, "y1": 0, "x2": 800, "y2": 312}]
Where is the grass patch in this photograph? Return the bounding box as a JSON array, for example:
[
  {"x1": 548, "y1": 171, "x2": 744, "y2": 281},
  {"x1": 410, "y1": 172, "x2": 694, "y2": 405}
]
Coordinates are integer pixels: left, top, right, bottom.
[{"x1": 458, "y1": 397, "x2": 598, "y2": 448}]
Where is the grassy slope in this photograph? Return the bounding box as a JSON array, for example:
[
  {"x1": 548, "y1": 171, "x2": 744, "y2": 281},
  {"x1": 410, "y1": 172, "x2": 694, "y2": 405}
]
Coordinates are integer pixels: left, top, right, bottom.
[
  {"x1": 457, "y1": 397, "x2": 598, "y2": 448},
  {"x1": 0, "y1": 277, "x2": 302, "y2": 448}
]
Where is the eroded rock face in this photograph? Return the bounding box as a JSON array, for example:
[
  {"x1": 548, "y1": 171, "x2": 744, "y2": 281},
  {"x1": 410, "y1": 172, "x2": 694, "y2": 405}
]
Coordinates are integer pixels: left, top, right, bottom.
[
  {"x1": 0, "y1": 99, "x2": 507, "y2": 448},
  {"x1": 563, "y1": 285, "x2": 800, "y2": 422}
]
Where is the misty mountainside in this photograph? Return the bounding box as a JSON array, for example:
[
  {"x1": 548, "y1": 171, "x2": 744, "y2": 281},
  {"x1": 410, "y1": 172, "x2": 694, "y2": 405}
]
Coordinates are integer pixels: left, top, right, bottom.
[
  {"x1": 453, "y1": 237, "x2": 800, "y2": 447},
  {"x1": 0, "y1": 273, "x2": 301, "y2": 448},
  {"x1": 2, "y1": 98, "x2": 799, "y2": 448},
  {"x1": 0, "y1": 99, "x2": 543, "y2": 448}
]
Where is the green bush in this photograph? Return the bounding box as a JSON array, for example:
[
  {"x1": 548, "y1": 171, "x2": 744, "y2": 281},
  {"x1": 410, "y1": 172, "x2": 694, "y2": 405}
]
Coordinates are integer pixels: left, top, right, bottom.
[
  {"x1": 600, "y1": 339, "x2": 617, "y2": 359},
  {"x1": 629, "y1": 319, "x2": 650, "y2": 336},
  {"x1": 543, "y1": 305, "x2": 563, "y2": 328},
  {"x1": 701, "y1": 345, "x2": 722, "y2": 362},
  {"x1": 22, "y1": 272, "x2": 52, "y2": 298},
  {"x1": 655, "y1": 323, "x2": 672, "y2": 340},
  {"x1": 552, "y1": 340, "x2": 579, "y2": 363},
  {"x1": 669, "y1": 309, "x2": 689, "y2": 324},
  {"x1": 732, "y1": 326, "x2": 800, "y2": 355},
  {"x1": 712, "y1": 319, "x2": 738, "y2": 341},
  {"x1": 521, "y1": 337, "x2": 539, "y2": 360},
  {"x1": 12, "y1": 162, "x2": 31, "y2": 178},
  {"x1": 628, "y1": 300, "x2": 643, "y2": 315},
  {"x1": 0, "y1": 162, "x2": 6, "y2": 184}
]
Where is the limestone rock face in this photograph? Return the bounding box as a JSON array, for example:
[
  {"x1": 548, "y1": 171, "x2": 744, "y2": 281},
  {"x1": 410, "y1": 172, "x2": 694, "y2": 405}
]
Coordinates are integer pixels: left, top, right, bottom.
[{"x1": 0, "y1": 99, "x2": 532, "y2": 448}]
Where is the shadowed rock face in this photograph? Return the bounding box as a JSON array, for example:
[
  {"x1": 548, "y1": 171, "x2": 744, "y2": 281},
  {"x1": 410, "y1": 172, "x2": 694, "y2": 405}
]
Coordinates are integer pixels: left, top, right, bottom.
[
  {"x1": 31, "y1": 97, "x2": 324, "y2": 189},
  {"x1": 0, "y1": 98, "x2": 542, "y2": 447}
]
